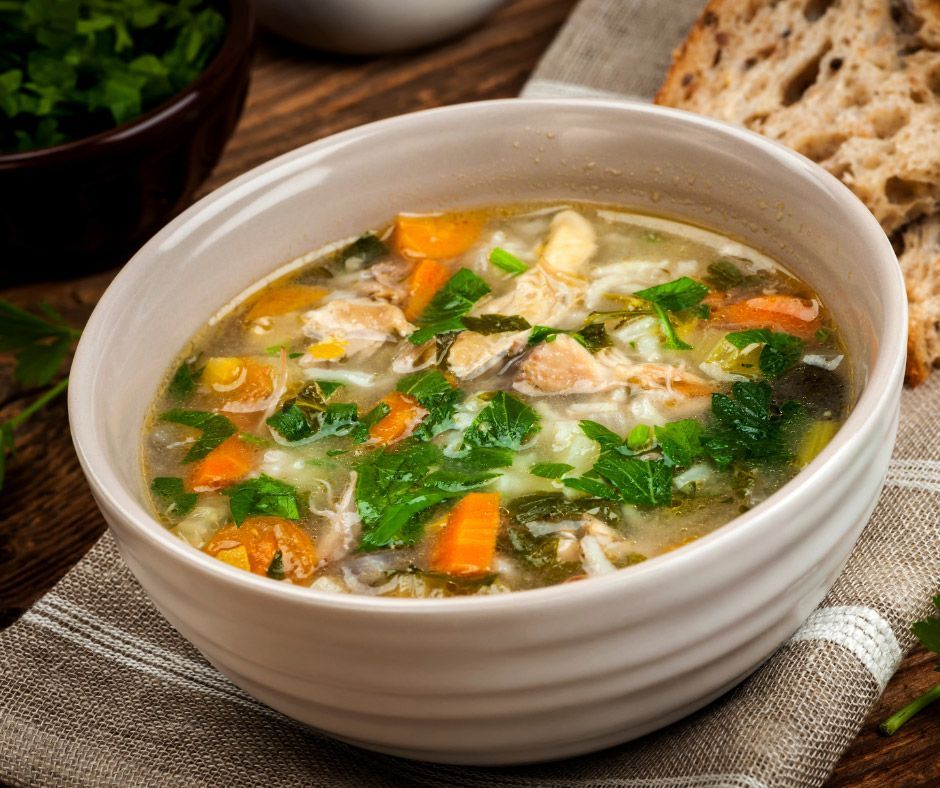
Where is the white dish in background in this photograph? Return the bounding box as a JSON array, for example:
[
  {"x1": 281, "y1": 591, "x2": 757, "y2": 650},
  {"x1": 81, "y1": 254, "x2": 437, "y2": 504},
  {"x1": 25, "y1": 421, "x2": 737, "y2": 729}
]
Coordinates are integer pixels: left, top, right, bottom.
[
  {"x1": 255, "y1": 0, "x2": 508, "y2": 55},
  {"x1": 69, "y1": 99, "x2": 906, "y2": 765}
]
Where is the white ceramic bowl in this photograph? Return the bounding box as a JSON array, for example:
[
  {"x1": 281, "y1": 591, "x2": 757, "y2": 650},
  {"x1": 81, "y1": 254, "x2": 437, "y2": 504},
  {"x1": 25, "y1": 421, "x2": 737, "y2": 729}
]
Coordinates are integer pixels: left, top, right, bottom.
[
  {"x1": 70, "y1": 100, "x2": 906, "y2": 765},
  {"x1": 254, "y1": 0, "x2": 507, "y2": 55}
]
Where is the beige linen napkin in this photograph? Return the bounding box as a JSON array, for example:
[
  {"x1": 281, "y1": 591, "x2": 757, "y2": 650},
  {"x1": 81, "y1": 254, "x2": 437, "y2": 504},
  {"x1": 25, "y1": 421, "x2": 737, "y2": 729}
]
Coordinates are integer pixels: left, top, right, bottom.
[{"x1": 3, "y1": 2, "x2": 940, "y2": 786}]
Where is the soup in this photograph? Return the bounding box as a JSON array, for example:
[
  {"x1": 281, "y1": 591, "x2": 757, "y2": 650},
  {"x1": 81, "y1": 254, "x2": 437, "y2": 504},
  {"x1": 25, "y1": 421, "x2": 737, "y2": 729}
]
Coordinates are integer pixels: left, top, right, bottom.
[{"x1": 143, "y1": 204, "x2": 849, "y2": 597}]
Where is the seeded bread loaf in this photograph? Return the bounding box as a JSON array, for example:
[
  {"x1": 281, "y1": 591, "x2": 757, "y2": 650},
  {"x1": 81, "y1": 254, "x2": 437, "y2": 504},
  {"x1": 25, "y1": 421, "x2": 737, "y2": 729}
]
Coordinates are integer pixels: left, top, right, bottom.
[{"x1": 656, "y1": 0, "x2": 940, "y2": 384}]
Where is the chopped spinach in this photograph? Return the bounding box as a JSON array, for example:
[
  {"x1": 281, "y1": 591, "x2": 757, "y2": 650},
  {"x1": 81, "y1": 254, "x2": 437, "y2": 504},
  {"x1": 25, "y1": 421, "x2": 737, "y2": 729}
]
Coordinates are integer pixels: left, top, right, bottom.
[
  {"x1": 355, "y1": 441, "x2": 493, "y2": 550},
  {"x1": 223, "y1": 474, "x2": 301, "y2": 525},
  {"x1": 350, "y1": 402, "x2": 391, "y2": 443},
  {"x1": 395, "y1": 369, "x2": 461, "y2": 439},
  {"x1": 726, "y1": 329, "x2": 804, "y2": 378},
  {"x1": 167, "y1": 360, "x2": 201, "y2": 401},
  {"x1": 463, "y1": 391, "x2": 540, "y2": 451},
  {"x1": 408, "y1": 268, "x2": 491, "y2": 344},
  {"x1": 654, "y1": 419, "x2": 705, "y2": 468},
  {"x1": 333, "y1": 233, "x2": 387, "y2": 267},
  {"x1": 633, "y1": 276, "x2": 709, "y2": 350},
  {"x1": 266, "y1": 550, "x2": 285, "y2": 580},
  {"x1": 160, "y1": 409, "x2": 237, "y2": 463},
  {"x1": 150, "y1": 476, "x2": 197, "y2": 519},
  {"x1": 461, "y1": 314, "x2": 531, "y2": 334},
  {"x1": 529, "y1": 462, "x2": 574, "y2": 479},
  {"x1": 704, "y1": 259, "x2": 746, "y2": 290},
  {"x1": 528, "y1": 322, "x2": 612, "y2": 353},
  {"x1": 508, "y1": 492, "x2": 621, "y2": 526}
]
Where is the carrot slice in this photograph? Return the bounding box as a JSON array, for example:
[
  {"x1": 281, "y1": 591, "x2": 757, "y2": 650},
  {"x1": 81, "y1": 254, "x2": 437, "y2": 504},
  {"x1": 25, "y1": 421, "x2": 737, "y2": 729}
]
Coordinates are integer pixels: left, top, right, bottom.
[
  {"x1": 187, "y1": 435, "x2": 255, "y2": 492},
  {"x1": 244, "y1": 284, "x2": 327, "y2": 323},
  {"x1": 202, "y1": 357, "x2": 275, "y2": 402},
  {"x1": 205, "y1": 516, "x2": 317, "y2": 582},
  {"x1": 369, "y1": 391, "x2": 426, "y2": 445},
  {"x1": 404, "y1": 259, "x2": 451, "y2": 320},
  {"x1": 394, "y1": 214, "x2": 482, "y2": 260},
  {"x1": 431, "y1": 492, "x2": 501, "y2": 576},
  {"x1": 712, "y1": 295, "x2": 821, "y2": 338}
]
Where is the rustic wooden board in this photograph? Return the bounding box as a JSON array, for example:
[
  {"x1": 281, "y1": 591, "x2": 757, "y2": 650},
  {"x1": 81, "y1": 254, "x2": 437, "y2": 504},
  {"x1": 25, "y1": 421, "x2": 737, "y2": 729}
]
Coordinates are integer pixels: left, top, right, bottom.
[{"x1": 1, "y1": 1, "x2": 936, "y2": 783}]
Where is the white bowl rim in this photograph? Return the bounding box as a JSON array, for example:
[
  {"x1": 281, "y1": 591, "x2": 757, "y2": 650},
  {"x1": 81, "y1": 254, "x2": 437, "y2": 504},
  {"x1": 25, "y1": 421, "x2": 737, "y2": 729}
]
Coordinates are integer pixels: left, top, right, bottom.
[{"x1": 69, "y1": 97, "x2": 908, "y2": 615}]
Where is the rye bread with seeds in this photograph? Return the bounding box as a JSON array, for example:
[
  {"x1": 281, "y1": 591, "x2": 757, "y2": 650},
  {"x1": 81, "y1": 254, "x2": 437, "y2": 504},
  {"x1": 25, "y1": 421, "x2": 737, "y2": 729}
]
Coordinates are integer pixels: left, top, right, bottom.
[{"x1": 656, "y1": 0, "x2": 940, "y2": 384}]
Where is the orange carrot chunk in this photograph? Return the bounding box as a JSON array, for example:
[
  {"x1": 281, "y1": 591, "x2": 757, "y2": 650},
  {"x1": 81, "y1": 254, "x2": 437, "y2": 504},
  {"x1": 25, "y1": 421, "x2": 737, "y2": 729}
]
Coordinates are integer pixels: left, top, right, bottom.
[
  {"x1": 404, "y1": 259, "x2": 451, "y2": 320},
  {"x1": 394, "y1": 214, "x2": 482, "y2": 260},
  {"x1": 187, "y1": 435, "x2": 255, "y2": 492},
  {"x1": 713, "y1": 295, "x2": 821, "y2": 338},
  {"x1": 369, "y1": 391, "x2": 426, "y2": 445},
  {"x1": 431, "y1": 492, "x2": 501, "y2": 576},
  {"x1": 204, "y1": 516, "x2": 317, "y2": 582},
  {"x1": 244, "y1": 284, "x2": 327, "y2": 323}
]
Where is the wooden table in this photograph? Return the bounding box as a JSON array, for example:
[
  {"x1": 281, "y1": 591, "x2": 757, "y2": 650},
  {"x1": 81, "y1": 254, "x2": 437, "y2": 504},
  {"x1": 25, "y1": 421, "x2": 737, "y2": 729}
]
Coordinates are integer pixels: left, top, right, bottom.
[{"x1": 0, "y1": 1, "x2": 936, "y2": 784}]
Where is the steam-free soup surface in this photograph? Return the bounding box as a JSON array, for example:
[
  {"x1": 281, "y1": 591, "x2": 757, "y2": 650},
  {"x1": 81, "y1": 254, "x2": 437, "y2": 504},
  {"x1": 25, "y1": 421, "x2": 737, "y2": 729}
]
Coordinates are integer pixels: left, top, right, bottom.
[{"x1": 144, "y1": 204, "x2": 849, "y2": 597}]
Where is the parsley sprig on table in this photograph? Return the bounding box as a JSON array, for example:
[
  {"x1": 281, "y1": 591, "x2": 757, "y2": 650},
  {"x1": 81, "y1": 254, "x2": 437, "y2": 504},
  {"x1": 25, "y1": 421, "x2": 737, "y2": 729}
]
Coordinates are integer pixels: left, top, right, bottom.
[
  {"x1": 0, "y1": 299, "x2": 82, "y2": 489},
  {"x1": 880, "y1": 596, "x2": 940, "y2": 736}
]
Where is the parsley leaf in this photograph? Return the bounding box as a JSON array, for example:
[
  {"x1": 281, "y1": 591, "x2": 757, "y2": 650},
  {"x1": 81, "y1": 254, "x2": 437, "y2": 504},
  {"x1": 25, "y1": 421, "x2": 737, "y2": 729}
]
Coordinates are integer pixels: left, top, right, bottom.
[
  {"x1": 223, "y1": 475, "x2": 301, "y2": 525},
  {"x1": 633, "y1": 277, "x2": 709, "y2": 351},
  {"x1": 0, "y1": 299, "x2": 80, "y2": 387},
  {"x1": 705, "y1": 381, "x2": 801, "y2": 467},
  {"x1": 593, "y1": 454, "x2": 673, "y2": 507},
  {"x1": 168, "y1": 360, "x2": 201, "y2": 401},
  {"x1": 395, "y1": 370, "x2": 461, "y2": 439},
  {"x1": 266, "y1": 550, "x2": 286, "y2": 580},
  {"x1": 355, "y1": 441, "x2": 493, "y2": 550},
  {"x1": 529, "y1": 462, "x2": 574, "y2": 479},
  {"x1": 654, "y1": 419, "x2": 705, "y2": 468},
  {"x1": 408, "y1": 268, "x2": 491, "y2": 344},
  {"x1": 508, "y1": 492, "x2": 621, "y2": 526},
  {"x1": 880, "y1": 596, "x2": 940, "y2": 735},
  {"x1": 528, "y1": 322, "x2": 612, "y2": 353},
  {"x1": 726, "y1": 329, "x2": 804, "y2": 378},
  {"x1": 150, "y1": 476, "x2": 197, "y2": 519},
  {"x1": 463, "y1": 391, "x2": 540, "y2": 451},
  {"x1": 160, "y1": 409, "x2": 237, "y2": 463},
  {"x1": 333, "y1": 233, "x2": 387, "y2": 267},
  {"x1": 461, "y1": 314, "x2": 531, "y2": 334},
  {"x1": 267, "y1": 383, "x2": 356, "y2": 444},
  {"x1": 489, "y1": 247, "x2": 528, "y2": 275}
]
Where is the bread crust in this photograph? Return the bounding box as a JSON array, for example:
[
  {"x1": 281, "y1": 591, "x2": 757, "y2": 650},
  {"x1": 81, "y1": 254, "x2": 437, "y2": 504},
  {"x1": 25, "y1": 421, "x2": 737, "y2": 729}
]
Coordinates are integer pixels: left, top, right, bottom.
[{"x1": 657, "y1": 0, "x2": 940, "y2": 384}]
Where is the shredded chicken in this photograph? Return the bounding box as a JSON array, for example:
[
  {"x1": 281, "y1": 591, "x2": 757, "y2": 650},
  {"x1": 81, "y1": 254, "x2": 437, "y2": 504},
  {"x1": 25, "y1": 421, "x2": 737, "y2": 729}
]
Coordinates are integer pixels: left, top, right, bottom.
[
  {"x1": 447, "y1": 210, "x2": 597, "y2": 379},
  {"x1": 311, "y1": 472, "x2": 362, "y2": 565},
  {"x1": 355, "y1": 259, "x2": 413, "y2": 305},
  {"x1": 514, "y1": 334, "x2": 714, "y2": 402},
  {"x1": 302, "y1": 298, "x2": 414, "y2": 357}
]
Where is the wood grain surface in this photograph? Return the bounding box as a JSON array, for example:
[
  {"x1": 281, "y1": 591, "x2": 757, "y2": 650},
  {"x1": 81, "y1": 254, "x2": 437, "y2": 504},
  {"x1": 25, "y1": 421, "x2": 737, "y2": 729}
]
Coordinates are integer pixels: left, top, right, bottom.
[{"x1": 0, "y1": 1, "x2": 937, "y2": 784}]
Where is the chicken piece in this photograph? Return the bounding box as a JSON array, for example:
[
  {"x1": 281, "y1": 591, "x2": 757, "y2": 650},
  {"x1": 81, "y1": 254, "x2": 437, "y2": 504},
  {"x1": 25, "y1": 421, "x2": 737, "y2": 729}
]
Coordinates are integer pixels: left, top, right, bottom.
[
  {"x1": 514, "y1": 335, "x2": 714, "y2": 403},
  {"x1": 355, "y1": 259, "x2": 413, "y2": 305},
  {"x1": 447, "y1": 210, "x2": 596, "y2": 379},
  {"x1": 302, "y1": 298, "x2": 414, "y2": 358},
  {"x1": 312, "y1": 473, "x2": 361, "y2": 565}
]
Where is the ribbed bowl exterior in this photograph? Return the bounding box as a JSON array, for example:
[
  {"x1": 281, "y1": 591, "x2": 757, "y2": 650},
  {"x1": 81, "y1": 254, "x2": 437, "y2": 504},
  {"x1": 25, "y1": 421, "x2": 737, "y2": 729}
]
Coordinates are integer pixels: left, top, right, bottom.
[{"x1": 70, "y1": 100, "x2": 907, "y2": 765}]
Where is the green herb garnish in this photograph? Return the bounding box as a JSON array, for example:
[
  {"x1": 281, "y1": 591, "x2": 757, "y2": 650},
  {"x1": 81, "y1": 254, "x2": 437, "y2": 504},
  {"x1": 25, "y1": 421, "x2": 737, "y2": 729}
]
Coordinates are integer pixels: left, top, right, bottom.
[
  {"x1": 463, "y1": 391, "x2": 540, "y2": 452},
  {"x1": 528, "y1": 322, "x2": 612, "y2": 353},
  {"x1": 726, "y1": 329, "x2": 804, "y2": 378},
  {"x1": 150, "y1": 476, "x2": 197, "y2": 519},
  {"x1": 461, "y1": 314, "x2": 531, "y2": 334},
  {"x1": 529, "y1": 462, "x2": 574, "y2": 479},
  {"x1": 266, "y1": 550, "x2": 285, "y2": 580},
  {"x1": 223, "y1": 474, "x2": 301, "y2": 525},
  {"x1": 333, "y1": 233, "x2": 388, "y2": 267},
  {"x1": 408, "y1": 268, "x2": 491, "y2": 344},
  {"x1": 634, "y1": 276, "x2": 709, "y2": 350},
  {"x1": 489, "y1": 247, "x2": 528, "y2": 276},
  {"x1": 395, "y1": 369, "x2": 461, "y2": 439},
  {"x1": 0, "y1": 299, "x2": 81, "y2": 489},
  {"x1": 654, "y1": 419, "x2": 705, "y2": 468},
  {"x1": 167, "y1": 360, "x2": 201, "y2": 401},
  {"x1": 0, "y1": 0, "x2": 226, "y2": 153},
  {"x1": 704, "y1": 259, "x2": 746, "y2": 290},
  {"x1": 160, "y1": 409, "x2": 237, "y2": 463},
  {"x1": 880, "y1": 597, "x2": 940, "y2": 736},
  {"x1": 508, "y1": 492, "x2": 621, "y2": 526}
]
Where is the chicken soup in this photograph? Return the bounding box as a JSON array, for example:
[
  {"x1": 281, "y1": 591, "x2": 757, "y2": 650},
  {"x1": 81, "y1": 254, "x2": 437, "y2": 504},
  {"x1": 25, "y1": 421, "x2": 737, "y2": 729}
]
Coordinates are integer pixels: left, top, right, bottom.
[{"x1": 144, "y1": 204, "x2": 849, "y2": 597}]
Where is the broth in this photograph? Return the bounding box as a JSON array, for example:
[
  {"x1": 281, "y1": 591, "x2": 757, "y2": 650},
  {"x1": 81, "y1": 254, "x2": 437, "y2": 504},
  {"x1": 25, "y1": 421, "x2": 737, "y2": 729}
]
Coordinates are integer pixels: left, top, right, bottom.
[{"x1": 143, "y1": 203, "x2": 849, "y2": 597}]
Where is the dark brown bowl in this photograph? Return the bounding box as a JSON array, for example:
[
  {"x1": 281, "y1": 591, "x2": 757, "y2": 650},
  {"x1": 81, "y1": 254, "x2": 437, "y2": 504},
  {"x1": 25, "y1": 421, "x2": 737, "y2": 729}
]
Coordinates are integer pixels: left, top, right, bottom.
[{"x1": 0, "y1": 0, "x2": 255, "y2": 287}]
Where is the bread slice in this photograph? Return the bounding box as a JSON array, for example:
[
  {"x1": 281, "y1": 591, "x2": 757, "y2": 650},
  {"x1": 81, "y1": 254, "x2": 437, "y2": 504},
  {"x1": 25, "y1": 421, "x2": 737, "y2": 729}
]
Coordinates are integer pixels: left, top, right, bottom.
[{"x1": 656, "y1": 0, "x2": 940, "y2": 383}]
